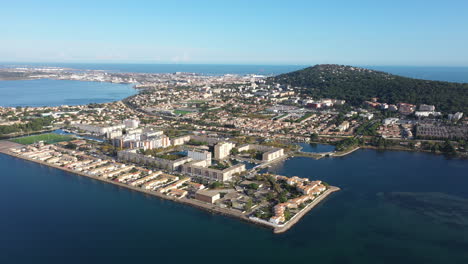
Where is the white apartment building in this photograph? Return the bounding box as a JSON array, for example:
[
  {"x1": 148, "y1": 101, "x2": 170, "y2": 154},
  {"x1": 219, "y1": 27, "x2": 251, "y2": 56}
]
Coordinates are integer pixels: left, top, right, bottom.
[{"x1": 214, "y1": 142, "x2": 235, "y2": 160}]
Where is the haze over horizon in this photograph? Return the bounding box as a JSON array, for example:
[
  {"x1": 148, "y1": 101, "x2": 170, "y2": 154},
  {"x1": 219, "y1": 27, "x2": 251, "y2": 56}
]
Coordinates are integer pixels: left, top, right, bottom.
[{"x1": 2, "y1": 0, "x2": 468, "y2": 66}]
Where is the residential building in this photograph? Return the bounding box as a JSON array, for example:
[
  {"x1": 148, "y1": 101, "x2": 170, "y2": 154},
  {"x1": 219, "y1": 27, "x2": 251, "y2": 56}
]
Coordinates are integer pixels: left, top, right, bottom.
[
  {"x1": 214, "y1": 142, "x2": 235, "y2": 160},
  {"x1": 195, "y1": 190, "x2": 221, "y2": 204}
]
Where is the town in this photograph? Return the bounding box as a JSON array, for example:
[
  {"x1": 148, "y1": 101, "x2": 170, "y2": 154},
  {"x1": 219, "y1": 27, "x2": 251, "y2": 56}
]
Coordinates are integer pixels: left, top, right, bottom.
[
  {"x1": 0, "y1": 65, "x2": 467, "y2": 232},
  {"x1": 1, "y1": 124, "x2": 337, "y2": 232},
  {"x1": 1, "y1": 66, "x2": 466, "y2": 155}
]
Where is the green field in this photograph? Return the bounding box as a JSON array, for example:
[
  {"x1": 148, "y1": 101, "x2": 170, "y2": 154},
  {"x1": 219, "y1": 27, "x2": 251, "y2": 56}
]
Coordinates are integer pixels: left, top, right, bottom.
[
  {"x1": 174, "y1": 110, "x2": 193, "y2": 115},
  {"x1": 11, "y1": 133, "x2": 74, "y2": 145}
]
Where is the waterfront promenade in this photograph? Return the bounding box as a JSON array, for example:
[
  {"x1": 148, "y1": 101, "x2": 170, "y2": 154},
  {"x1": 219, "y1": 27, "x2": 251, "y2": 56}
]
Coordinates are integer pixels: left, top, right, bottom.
[{"x1": 0, "y1": 140, "x2": 339, "y2": 233}]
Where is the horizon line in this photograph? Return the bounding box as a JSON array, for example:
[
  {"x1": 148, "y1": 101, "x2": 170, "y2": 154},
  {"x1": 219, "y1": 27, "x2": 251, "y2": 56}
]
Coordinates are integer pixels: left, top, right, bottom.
[{"x1": 1, "y1": 61, "x2": 468, "y2": 68}]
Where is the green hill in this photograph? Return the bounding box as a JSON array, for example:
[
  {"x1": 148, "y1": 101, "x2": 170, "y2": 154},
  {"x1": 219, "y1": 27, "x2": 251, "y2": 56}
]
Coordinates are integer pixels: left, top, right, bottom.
[{"x1": 269, "y1": 64, "x2": 468, "y2": 113}]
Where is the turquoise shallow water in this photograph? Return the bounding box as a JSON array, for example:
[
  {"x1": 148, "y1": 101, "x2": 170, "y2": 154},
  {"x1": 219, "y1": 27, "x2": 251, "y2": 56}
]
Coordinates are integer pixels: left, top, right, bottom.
[
  {"x1": 0, "y1": 79, "x2": 135, "y2": 107},
  {"x1": 1, "y1": 149, "x2": 467, "y2": 264}
]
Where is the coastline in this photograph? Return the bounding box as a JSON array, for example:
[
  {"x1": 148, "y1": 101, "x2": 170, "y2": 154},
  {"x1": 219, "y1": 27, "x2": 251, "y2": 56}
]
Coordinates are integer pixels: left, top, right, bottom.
[
  {"x1": 273, "y1": 186, "x2": 340, "y2": 234},
  {"x1": 0, "y1": 140, "x2": 338, "y2": 233},
  {"x1": 332, "y1": 146, "x2": 361, "y2": 157}
]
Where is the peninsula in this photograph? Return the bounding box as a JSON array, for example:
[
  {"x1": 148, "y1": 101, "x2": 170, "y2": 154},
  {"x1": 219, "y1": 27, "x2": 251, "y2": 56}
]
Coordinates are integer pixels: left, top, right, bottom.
[
  {"x1": 1, "y1": 64, "x2": 467, "y2": 232},
  {"x1": 0, "y1": 139, "x2": 339, "y2": 233}
]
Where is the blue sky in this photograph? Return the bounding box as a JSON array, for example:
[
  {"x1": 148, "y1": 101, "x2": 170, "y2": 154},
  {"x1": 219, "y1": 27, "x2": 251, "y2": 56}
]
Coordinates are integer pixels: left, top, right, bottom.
[{"x1": 2, "y1": 0, "x2": 468, "y2": 65}]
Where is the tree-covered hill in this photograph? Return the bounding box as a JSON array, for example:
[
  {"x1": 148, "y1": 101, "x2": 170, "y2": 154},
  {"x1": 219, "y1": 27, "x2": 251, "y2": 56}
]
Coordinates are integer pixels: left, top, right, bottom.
[{"x1": 269, "y1": 64, "x2": 468, "y2": 113}]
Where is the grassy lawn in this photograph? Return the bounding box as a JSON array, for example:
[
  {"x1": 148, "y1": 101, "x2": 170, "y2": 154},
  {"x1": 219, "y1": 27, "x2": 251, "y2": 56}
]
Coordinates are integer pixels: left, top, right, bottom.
[
  {"x1": 174, "y1": 110, "x2": 193, "y2": 115},
  {"x1": 11, "y1": 133, "x2": 74, "y2": 145}
]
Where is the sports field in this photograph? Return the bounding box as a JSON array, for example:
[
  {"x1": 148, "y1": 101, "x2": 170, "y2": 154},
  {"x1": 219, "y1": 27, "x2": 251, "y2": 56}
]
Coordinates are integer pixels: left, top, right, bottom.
[
  {"x1": 11, "y1": 133, "x2": 74, "y2": 145},
  {"x1": 174, "y1": 110, "x2": 192, "y2": 115}
]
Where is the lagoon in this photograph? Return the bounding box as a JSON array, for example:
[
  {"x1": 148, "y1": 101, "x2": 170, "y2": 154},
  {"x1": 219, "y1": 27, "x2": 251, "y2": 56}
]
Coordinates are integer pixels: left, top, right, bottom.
[
  {"x1": 0, "y1": 79, "x2": 135, "y2": 107},
  {"x1": 297, "y1": 142, "x2": 336, "y2": 153}
]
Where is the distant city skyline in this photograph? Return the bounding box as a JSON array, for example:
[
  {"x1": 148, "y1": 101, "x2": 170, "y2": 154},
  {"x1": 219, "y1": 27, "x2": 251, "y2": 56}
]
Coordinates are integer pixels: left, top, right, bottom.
[{"x1": 2, "y1": 0, "x2": 468, "y2": 66}]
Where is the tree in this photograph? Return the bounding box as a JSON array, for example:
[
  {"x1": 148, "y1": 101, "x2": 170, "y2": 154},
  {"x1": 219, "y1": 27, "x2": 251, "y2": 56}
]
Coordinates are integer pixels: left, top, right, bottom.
[
  {"x1": 266, "y1": 192, "x2": 275, "y2": 201},
  {"x1": 310, "y1": 133, "x2": 319, "y2": 141},
  {"x1": 278, "y1": 193, "x2": 288, "y2": 203},
  {"x1": 248, "y1": 183, "x2": 259, "y2": 190},
  {"x1": 284, "y1": 208, "x2": 292, "y2": 221},
  {"x1": 65, "y1": 142, "x2": 78, "y2": 149},
  {"x1": 230, "y1": 148, "x2": 239, "y2": 155},
  {"x1": 442, "y1": 140, "x2": 456, "y2": 155},
  {"x1": 210, "y1": 181, "x2": 223, "y2": 189},
  {"x1": 255, "y1": 210, "x2": 263, "y2": 218},
  {"x1": 244, "y1": 199, "x2": 253, "y2": 211}
]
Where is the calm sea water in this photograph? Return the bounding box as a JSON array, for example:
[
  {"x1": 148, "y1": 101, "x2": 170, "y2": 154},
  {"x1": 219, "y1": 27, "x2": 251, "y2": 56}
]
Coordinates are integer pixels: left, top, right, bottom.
[
  {"x1": 368, "y1": 66, "x2": 468, "y2": 83},
  {"x1": 0, "y1": 79, "x2": 135, "y2": 107},
  {"x1": 1, "y1": 149, "x2": 467, "y2": 264}
]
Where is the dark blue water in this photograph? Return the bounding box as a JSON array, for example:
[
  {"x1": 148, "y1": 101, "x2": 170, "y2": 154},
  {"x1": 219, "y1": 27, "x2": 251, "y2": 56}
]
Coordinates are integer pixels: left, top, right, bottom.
[
  {"x1": 1, "y1": 149, "x2": 467, "y2": 264},
  {"x1": 297, "y1": 142, "x2": 336, "y2": 153},
  {"x1": 0, "y1": 79, "x2": 135, "y2": 107}
]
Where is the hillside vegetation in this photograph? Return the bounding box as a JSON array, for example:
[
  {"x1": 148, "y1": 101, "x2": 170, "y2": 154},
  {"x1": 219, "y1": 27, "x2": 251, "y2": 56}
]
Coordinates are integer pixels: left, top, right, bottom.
[{"x1": 270, "y1": 64, "x2": 468, "y2": 113}]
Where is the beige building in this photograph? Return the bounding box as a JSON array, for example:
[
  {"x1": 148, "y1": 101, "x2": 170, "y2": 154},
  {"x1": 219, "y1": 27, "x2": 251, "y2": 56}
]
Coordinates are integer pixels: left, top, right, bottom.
[
  {"x1": 337, "y1": 121, "x2": 350, "y2": 132},
  {"x1": 195, "y1": 190, "x2": 221, "y2": 204},
  {"x1": 117, "y1": 149, "x2": 192, "y2": 171},
  {"x1": 171, "y1": 135, "x2": 191, "y2": 146},
  {"x1": 214, "y1": 142, "x2": 235, "y2": 160},
  {"x1": 237, "y1": 144, "x2": 285, "y2": 162},
  {"x1": 181, "y1": 160, "x2": 245, "y2": 182}
]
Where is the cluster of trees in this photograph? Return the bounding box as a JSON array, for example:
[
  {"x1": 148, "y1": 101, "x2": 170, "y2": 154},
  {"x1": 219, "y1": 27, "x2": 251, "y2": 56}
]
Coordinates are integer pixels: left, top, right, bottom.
[
  {"x1": 241, "y1": 149, "x2": 263, "y2": 160},
  {"x1": 248, "y1": 183, "x2": 259, "y2": 190},
  {"x1": 139, "y1": 147, "x2": 165, "y2": 156},
  {"x1": 420, "y1": 140, "x2": 460, "y2": 155},
  {"x1": 64, "y1": 142, "x2": 78, "y2": 150},
  {"x1": 208, "y1": 161, "x2": 230, "y2": 170},
  {"x1": 0, "y1": 116, "x2": 54, "y2": 136},
  {"x1": 370, "y1": 137, "x2": 464, "y2": 156},
  {"x1": 355, "y1": 121, "x2": 380, "y2": 136},
  {"x1": 210, "y1": 181, "x2": 223, "y2": 189},
  {"x1": 244, "y1": 198, "x2": 253, "y2": 211},
  {"x1": 369, "y1": 137, "x2": 398, "y2": 148},
  {"x1": 100, "y1": 144, "x2": 119, "y2": 157},
  {"x1": 187, "y1": 139, "x2": 208, "y2": 146},
  {"x1": 335, "y1": 137, "x2": 361, "y2": 151},
  {"x1": 310, "y1": 133, "x2": 319, "y2": 141},
  {"x1": 270, "y1": 64, "x2": 468, "y2": 113}
]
